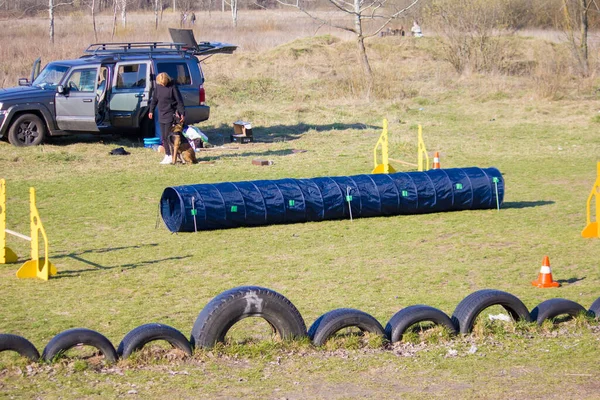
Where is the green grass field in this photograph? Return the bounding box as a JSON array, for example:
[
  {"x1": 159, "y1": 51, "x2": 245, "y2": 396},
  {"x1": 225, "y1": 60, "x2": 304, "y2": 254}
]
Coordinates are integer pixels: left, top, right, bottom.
[{"x1": 1, "y1": 28, "x2": 600, "y2": 398}]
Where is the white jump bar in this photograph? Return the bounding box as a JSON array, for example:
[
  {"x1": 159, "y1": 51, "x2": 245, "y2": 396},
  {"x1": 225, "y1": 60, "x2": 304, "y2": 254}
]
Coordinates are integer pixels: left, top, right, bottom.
[{"x1": 5, "y1": 229, "x2": 32, "y2": 241}]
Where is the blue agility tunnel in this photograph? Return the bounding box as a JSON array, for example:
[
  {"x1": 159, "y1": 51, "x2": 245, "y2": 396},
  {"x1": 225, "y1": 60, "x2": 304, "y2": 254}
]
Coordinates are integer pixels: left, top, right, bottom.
[{"x1": 160, "y1": 167, "x2": 504, "y2": 232}]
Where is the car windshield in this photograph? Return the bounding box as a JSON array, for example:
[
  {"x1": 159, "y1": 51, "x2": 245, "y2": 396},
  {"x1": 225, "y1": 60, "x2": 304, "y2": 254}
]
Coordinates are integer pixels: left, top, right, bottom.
[{"x1": 32, "y1": 64, "x2": 69, "y2": 90}]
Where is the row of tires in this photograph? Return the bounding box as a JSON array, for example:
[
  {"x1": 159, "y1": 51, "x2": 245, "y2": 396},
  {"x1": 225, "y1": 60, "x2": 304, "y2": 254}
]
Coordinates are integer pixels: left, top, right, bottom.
[{"x1": 2, "y1": 286, "x2": 599, "y2": 363}]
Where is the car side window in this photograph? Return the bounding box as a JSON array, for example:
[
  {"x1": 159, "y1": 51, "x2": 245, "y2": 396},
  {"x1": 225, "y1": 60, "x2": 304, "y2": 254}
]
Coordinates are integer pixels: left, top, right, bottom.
[
  {"x1": 116, "y1": 64, "x2": 147, "y2": 89},
  {"x1": 156, "y1": 62, "x2": 191, "y2": 85},
  {"x1": 66, "y1": 68, "x2": 97, "y2": 92}
]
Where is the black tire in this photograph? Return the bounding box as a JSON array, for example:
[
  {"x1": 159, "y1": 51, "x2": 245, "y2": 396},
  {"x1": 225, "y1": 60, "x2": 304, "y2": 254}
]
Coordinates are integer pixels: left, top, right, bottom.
[
  {"x1": 190, "y1": 286, "x2": 307, "y2": 349},
  {"x1": 451, "y1": 289, "x2": 532, "y2": 334},
  {"x1": 117, "y1": 323, "x2": 192, "y2": 359},
  {"x1": 8, "y1": 113, "x2": 47, "y2": 147},
  {"x1": 42, "y1": 328, "x2": 118, "y2": 363},
  {"x1": 588, "y1": 297, "x2": 600, "y2": 319},
  {"x1": 530, "y1": 298, "x2": 587, "y2": 325},
  {"x1": 385, "y1": 305, "x2": 457, "y2": 343},
  {"x1": 0, "y1": 334, "x2": 40, "y2": 361},
  {"x1": 308, "y1": 308, "x2": 385, "y2": 346}
]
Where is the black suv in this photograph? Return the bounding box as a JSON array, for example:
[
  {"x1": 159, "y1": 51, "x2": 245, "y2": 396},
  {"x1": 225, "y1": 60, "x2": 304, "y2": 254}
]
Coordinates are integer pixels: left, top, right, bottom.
[{"x1": 0, "y1": 29, "x2": 236, "y2": 146}]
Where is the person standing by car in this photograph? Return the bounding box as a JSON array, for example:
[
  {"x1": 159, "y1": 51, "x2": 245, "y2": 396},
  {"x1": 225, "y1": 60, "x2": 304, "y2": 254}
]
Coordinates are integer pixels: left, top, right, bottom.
[
  {"x1": 411, "y1": 20, "x2": 423, "y2": 37},
  {"x1": 149, "y1": 72, "x2": 185, "y2": 164}
]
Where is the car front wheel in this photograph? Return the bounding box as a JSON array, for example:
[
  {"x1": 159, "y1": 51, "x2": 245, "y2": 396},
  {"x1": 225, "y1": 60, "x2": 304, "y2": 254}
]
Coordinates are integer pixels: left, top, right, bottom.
[{"x1": 8, "y1": 113, "x2": 47, "y2": 147}]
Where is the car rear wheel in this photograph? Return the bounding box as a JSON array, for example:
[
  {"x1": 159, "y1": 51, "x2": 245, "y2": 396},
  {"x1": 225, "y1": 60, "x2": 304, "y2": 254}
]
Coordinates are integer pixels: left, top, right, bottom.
[{"x1": 8, "y1": 113, "x2": 47, "y2": 147}]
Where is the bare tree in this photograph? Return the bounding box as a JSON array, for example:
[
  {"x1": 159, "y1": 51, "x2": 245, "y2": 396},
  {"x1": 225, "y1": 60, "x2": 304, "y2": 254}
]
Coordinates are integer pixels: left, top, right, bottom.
[
  {"x1": 48, "y1": 0, "x2": 74, "y2": 44},
  {"x1": 84, "y1": 0, "x2": 99, "y2": 41},
  {"x1": 179, "y1": 0, "x2": 196, "y2": 12},
  {"x1": 111, "y1": 0, "x2": 118, "y2": 38},
  {"x1": 220, "y1": 0, "x2": 238, "y2": 26},
  {"x1": 121, "y1": 0, "x2": 127, "y2": 25},
  {"x1": 230, "y1": 0, "x2": 238, "y2": 26},
  {"x1": 155, "y1": 0, "x2": 159, "y2": 29},
  {"x1": 561, "y1": 0, "x2": 591, "y2": 77},
  {"x1": 278, "y1": 0, "x2": 421, "y2": 97},
  {"x1": 426, "y1": 0, "x2": 514, "y2": 74}
]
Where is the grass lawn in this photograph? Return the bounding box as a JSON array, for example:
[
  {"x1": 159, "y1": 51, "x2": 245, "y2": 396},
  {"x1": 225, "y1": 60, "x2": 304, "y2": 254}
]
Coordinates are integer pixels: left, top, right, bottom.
[{"x1": 1, "y1": 26, "x2": 600, "y2": 399}]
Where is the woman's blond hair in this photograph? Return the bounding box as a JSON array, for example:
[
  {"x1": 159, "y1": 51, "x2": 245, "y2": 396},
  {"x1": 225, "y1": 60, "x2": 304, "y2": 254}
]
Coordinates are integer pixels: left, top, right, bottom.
[{"x1": 156, "y1": 72, "x2": 172, "y2": 86}]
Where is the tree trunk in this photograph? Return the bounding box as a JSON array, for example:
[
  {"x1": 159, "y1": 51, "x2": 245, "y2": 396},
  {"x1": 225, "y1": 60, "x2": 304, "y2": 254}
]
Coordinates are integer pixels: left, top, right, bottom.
[
  {"x1": 121, "y1": 0, "x2": 127, "y2": 26},
  {"x1": 231, "y1": 0, "x2": 237, "y2": 27},
  {"x1": 172, "y1": 0, "x2": 176, "y2": 11},
  {"x1": 49, "y1": 0, "x2": 54, "y2": 44},
  {"x1": 357, "y1": 36, "x2": 373, "y2": 97},
  {"x1": 353, "y1": 0, "x2": 372, "y2": 98},
  {"x1": 112, "y1": 0, "x2": 118, "y2": 39},
  {"x1": 579, "y1": 0, "x2": 588, "y2": 76},
  {"x1": 222, "y1": 0, "x2": 225, "y2": 13},
  {"x1": 155, "y1": 0, "x2": 159, "y2": 29},
  {"x1": 92, "y1": 0, "x2": 98, "y2": 42}
]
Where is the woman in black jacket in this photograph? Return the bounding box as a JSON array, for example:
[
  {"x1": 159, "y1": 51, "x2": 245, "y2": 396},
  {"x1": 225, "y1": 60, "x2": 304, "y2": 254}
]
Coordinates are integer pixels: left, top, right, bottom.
[{"x1": 149, "y1": 72, "x2": 186, "y2": 164}]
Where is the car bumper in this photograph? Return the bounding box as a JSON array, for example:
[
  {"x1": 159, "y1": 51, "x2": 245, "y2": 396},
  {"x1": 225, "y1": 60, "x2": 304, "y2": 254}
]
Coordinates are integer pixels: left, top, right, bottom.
[
  {"x1": 185, "y1": 105, "x2": 209, "y2": 124},
  {"x1": 0, "y1": 111, "x2": 8, "y2": 138}
]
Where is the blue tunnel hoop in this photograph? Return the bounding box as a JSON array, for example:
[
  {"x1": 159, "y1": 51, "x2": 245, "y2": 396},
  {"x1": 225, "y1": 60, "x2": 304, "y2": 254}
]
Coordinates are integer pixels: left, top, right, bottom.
[{"x1": 160, "y1": 167, "x2": 504, "y2": 232}]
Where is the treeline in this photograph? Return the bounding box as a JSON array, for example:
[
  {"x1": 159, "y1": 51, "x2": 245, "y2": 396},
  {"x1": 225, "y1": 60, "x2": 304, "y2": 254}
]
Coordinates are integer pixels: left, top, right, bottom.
[
  {"x1": 0, "y1": 0, "x2": 280, "y2": 16},
  {"x1": 3, "y1": 0, "x2": 600, "y2": 30}
]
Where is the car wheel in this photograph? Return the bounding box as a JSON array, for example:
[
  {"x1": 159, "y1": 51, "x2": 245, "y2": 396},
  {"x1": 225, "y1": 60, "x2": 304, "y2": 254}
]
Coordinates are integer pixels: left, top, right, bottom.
[{"x1": 8, "y1": 113, "x2": 47, "y2": 147}]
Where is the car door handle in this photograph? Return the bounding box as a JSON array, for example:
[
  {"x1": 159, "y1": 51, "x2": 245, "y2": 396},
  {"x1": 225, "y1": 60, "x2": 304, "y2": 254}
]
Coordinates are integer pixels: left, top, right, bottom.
[
  {"x1": 135, "y1": 94, "x2": 145, "y2": 98},
  {"x1": 83, "y1": 99, "x2": 92, "y2": 103}
]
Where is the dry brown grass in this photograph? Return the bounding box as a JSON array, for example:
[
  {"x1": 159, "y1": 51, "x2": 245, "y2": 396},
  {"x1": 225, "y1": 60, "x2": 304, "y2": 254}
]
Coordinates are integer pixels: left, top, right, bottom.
[
  {"x1": 0, "y1": 10, "x2": 353, "y2": 87},
  {"x1": 0, "y1": 10, "x2": 599, "y2": 102}
]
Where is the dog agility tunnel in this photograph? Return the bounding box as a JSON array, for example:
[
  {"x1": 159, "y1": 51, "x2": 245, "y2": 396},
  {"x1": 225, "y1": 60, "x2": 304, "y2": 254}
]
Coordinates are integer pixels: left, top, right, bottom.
[{"x1": 160, "y1": 167, "x2": 504, "y2": 232}]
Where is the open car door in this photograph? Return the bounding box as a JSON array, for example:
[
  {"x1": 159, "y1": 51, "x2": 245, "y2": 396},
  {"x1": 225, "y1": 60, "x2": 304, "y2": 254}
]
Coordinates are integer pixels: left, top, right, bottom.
[
  {"x1": 168, "y1": 28, "x2": 237, "y2": 58},
  {"x1": 55, "y1": 66, "x2": 100, "y2": 132}
]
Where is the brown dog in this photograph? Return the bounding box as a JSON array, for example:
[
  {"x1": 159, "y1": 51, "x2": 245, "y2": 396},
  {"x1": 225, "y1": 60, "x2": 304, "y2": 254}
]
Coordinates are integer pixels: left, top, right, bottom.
[{"x1": 170, "y1": 123, "x2": 197, "y2": 165}]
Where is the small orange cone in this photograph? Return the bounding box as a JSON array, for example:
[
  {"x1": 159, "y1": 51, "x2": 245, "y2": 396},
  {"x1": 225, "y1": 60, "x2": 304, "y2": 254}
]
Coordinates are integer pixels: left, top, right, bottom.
[
  {"x1": 531, "y1": 256, "x2": 560, "y2": 288},
  {"x1": 432, "y1": 152, "x2": 441, "y2": 169}
]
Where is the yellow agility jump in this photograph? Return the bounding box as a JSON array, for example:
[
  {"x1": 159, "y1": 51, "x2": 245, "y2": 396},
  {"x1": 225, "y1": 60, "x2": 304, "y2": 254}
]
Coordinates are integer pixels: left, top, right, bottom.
[
  {"x1": 0, "y1": 179, "x2": 57, "y2": 280},
  {"x1": 582, "y1": 162, "x2": 600, "y2": 238},
  {"x1": 372, "y1": 119, "x2": 430, "y2": 174}
]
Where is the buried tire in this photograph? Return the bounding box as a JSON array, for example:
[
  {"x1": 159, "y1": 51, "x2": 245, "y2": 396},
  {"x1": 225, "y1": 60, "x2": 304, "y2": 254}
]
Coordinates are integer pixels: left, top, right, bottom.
[
  {"x1": 451, "y1": 289, "x2": 532, "y2": 334},
  {"x1": 117, "y1": 323, "x2": 192, "y2": 359},
  {"x1": 308, "y1": 308, "x2": 385, "y2": 346},
  {"x1": 42, "y1": 328, "x2": 118, "y2": 363},
  {"x1": 0, "y1": 334, "x2": 40, "y2": 361},
  {"x1": 530, "y1": 298, "x2": 587, "y2": 325},
  {"x1": 385, "y1": 305, "x2": 457, "y2": 343},
  {"x1": 190, "y1": 286, "x2": 307, "y2": 349},
  {"x1": 588, "y1": 297, "x2": 600, "y2": 319}
]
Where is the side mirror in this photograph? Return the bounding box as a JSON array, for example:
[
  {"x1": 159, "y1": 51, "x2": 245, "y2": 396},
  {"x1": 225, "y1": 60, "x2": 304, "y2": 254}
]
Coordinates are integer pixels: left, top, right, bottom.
[
  {"x1": 18, "y1": 78, "x2": 30, "y2": 86},
  {"x1": 57, "y1": 85, "x2": 65, "y2": 95}
]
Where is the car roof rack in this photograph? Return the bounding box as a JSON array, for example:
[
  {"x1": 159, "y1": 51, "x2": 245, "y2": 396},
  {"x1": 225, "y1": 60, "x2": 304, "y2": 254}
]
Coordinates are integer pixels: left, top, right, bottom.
[
  {"x1": 169, "y1": 29, "x2": 237, "y2": 57},
  {"x1": 84, "y1": 42, "x2": 189, "y2": 56},
  {"x1": 82, "y1": 40, "x2": 237, "y2": 59}
]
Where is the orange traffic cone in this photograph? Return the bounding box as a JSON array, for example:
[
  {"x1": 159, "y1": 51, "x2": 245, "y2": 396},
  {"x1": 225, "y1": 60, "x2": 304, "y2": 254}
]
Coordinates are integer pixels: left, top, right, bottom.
[
  {"x1": 432, "y1": 152, "x2": 441, "y2": 169},
  {"x1": 531, "y1": 256, "x2": 560, "y2": 288}
]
